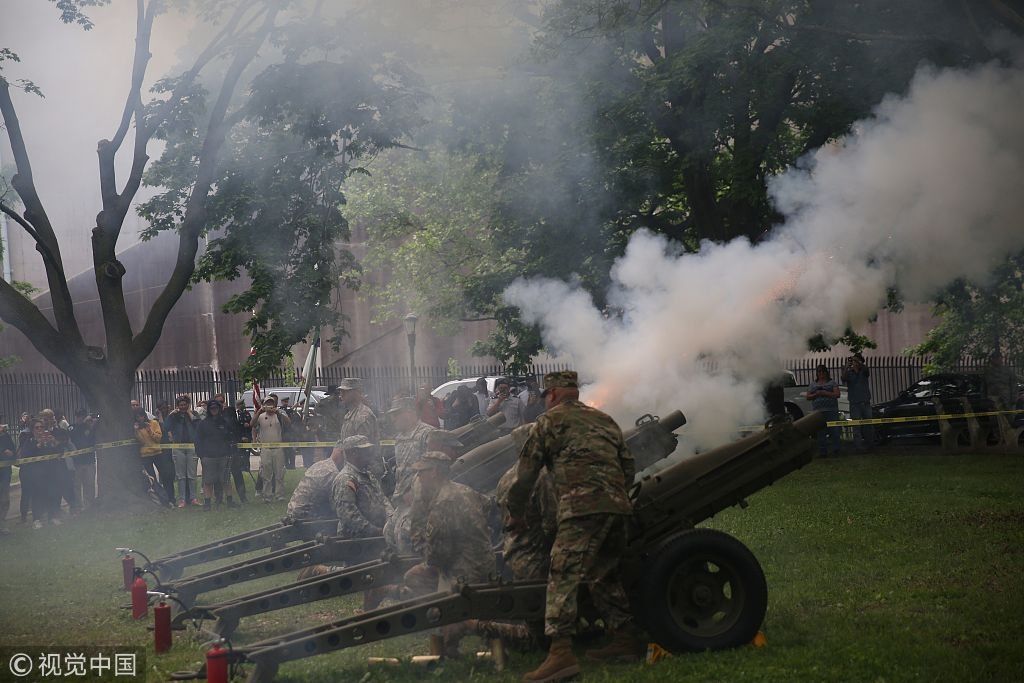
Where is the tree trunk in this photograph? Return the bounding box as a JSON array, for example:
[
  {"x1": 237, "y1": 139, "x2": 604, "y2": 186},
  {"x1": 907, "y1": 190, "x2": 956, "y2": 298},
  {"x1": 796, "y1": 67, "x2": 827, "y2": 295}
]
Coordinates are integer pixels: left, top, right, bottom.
[{"x1": 80, "y1": 370, "x2": 155, "y2": 509}]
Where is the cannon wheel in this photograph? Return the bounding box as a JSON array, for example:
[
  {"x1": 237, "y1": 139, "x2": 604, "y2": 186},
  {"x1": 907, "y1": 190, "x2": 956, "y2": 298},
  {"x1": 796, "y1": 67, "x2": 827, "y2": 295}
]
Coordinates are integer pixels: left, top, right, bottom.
[{"x1": 639, "y1": 528, "x2": 767, "y2": 652}]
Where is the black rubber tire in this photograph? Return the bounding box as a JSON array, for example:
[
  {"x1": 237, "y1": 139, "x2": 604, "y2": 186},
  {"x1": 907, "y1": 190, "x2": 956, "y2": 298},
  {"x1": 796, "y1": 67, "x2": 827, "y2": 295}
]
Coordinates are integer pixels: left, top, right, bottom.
[
  {"x1": 637, "y1": 528, "x2": 767, "y2": 653},
  {"x1": 783, "y1": 403, "x2": 803, "y2": 421}
]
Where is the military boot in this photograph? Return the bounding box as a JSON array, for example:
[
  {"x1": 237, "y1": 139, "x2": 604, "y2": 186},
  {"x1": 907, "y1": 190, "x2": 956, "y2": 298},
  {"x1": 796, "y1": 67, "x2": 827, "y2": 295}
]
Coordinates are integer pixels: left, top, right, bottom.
[
  {"x1": 522, "y1": 637, "x2": 579, "y2": 682},
  {"x1": 583, "y1": 629, "x2": 644, "y2": 662}
]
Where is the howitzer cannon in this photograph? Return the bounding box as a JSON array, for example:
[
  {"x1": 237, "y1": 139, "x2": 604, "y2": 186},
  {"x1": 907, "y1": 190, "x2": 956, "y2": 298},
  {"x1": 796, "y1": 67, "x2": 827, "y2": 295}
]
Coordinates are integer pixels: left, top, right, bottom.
[
  {"x1": 164, "y1": 410, "x2": 686, "y2": 622},
  {"x1": 174, "y1": 412, "x2": 824, "y2": 683},
  {"x1": 142, "y1": 414, "x2": 508, "y2": 583}
]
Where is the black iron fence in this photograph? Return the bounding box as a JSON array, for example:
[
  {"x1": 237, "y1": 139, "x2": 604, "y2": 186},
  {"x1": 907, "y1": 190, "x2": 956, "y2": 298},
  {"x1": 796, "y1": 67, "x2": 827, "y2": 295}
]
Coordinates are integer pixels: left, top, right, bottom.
[
  {"x1": 0, "y1": 363, "x2": 571, "y2": 423},
  {"x1": 0, "y1": 356, "x2": 1016, "y2": 425}
]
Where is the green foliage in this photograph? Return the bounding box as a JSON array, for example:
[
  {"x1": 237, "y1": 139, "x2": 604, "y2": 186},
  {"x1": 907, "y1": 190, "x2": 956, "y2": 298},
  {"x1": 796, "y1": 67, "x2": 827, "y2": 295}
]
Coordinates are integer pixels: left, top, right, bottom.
[
  {"x1": 911, "y1": 251, "x2": 1024, "y2": 371},
  {"x1": 48, "y1": 0, "x2": 111, "y2": 30},
  {"x1": 139, "y1": 14, "x2": 423, "y2": 382},
  {"x1": 807, "y1": 328, "x2": 879, "y2": 355},
  {"x1": 0, "y1": 49, "x2": 43, "y2": 97},
  {"x1": 353, "y1": 0, "x2": 1017, "y2": 368},
  {"x1": 446, "y1": 357, "x2": 461, "y2": 380}
]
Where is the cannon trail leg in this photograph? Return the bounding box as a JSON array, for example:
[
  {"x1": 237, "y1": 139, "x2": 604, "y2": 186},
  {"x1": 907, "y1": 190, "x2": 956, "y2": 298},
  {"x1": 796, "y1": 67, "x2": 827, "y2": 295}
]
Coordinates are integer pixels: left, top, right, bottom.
[
  {"x1": 177, "y1": 556, "x2": 419, "y2": 638},
  {"x1": 231, "y1": 582, "x2": 547, "y2": 682},
  {"x1": 166, "y1": 537, "x2": 386, "y2": 609},
  {"x1": 146, "y1": 519, "x2": 338, "y2": 581}
]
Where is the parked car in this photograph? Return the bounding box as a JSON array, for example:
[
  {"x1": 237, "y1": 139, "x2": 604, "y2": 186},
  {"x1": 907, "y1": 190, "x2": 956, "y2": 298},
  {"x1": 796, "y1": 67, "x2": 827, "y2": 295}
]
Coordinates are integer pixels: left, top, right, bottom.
[
  {"x1": 430, "y1": 376, "x2": 531, "y2": 403},
  {"x1": 779, "y1": 370, "x2": 850, "y2": 422},
  {"x1": 240, "y1": 387, "x2": 328, "y2": 413},
  {"x1": 870, "y1": 373, "x2": 1023, "y2": 444}
]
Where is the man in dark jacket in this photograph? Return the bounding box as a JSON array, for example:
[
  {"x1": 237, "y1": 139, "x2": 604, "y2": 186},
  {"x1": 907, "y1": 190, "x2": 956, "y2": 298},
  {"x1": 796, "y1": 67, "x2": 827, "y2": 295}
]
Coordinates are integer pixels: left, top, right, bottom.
[
  {"x1": 195, "y1": 400, "x2": 238, "y2": 511},
  {"x1": 67, "y1": 409, "x2": 98, "y2": 511},
  {"x1": 163, "y1": 396, "x2": 200, "y2": 507}
]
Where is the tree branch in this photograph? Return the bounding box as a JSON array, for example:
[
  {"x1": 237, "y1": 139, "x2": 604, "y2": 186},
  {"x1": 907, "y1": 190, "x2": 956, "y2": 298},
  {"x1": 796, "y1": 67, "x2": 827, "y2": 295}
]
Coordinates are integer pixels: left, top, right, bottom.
[
  {"x1": 99, "y1": 0, "x2": 155, "y2": 211},
  {"x1": 0, "y1": 276, "x2": 71, "y2": 372},
  {"x1": 131, "y1": 6, "x2": 279, "y2": 368},
  {"x1": 0, "y1": 80, "x2": 83, "y2": 346}
]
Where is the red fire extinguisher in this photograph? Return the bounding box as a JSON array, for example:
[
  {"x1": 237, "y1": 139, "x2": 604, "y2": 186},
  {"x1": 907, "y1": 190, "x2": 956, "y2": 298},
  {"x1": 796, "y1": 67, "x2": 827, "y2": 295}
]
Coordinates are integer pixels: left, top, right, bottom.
[
  {"x1": 121, "y1": 554, "x2": 136, "y2": 591},
  {"x1": 206, "y1": 642, "x2": 229, "y2": 683},
  {"x1": 131, "y1": 571, "x2": 148, "y2": 620},
  {"x1": 154, "y1": 598, "x2": 172, "y2": 653}
]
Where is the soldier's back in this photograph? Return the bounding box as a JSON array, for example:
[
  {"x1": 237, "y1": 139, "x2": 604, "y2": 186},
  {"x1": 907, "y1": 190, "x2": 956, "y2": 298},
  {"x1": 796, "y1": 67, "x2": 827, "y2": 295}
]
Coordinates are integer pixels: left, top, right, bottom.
[{"x1": 534, "y1": 400, "x2": 633, "y2": 521}]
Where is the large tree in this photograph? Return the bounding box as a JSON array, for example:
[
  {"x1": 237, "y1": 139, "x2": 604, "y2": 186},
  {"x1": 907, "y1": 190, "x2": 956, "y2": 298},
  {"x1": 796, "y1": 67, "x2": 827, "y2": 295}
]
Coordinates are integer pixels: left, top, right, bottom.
[{"x1": 0, "y1": 0, "x2": 418, "y2": 504}]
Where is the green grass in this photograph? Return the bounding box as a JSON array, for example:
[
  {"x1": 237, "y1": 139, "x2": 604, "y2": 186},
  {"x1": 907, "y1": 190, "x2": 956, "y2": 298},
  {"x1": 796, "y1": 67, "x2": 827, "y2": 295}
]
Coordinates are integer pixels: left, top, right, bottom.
[{"x1": 1, "y1": 455, "x2": 1023, "y2": 682}]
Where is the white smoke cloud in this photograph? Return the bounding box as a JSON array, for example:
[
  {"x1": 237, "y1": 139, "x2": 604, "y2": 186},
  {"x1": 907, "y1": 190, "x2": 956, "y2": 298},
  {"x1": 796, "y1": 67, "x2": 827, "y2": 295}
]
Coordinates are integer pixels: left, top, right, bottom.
[{"x1": 506, "y1": 61, "x2": 1024, "y2": 449}]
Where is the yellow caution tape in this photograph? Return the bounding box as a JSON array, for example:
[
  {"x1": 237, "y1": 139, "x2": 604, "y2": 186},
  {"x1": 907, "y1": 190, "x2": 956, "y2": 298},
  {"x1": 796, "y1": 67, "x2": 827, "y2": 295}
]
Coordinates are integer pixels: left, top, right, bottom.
[{"x1": 740, "y1": 408, "x2": 1022, "y2": 431}]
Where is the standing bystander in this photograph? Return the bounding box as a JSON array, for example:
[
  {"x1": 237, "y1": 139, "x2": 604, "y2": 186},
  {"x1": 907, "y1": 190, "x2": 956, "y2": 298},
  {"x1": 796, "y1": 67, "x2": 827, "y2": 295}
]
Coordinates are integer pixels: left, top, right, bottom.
[
  {"x1": 807, "y1": 365, "x2": 842, "y2": 457},
  {"x1": 841, "y1": 353, "x2": 873, "y2": 452}
]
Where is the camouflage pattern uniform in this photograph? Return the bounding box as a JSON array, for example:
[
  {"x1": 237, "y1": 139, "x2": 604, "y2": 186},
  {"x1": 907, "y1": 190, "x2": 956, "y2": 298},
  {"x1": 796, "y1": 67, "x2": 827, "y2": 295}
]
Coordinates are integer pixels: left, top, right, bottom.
[
  {"x1": 315, "y1": 395, "x2": 344, "y2": 438},
  {"x1": 392, "y1": 421, "x2": 435, "y2": 496},
  {"x1": 412, "y1": 475, "x2": 494, "y2": 588},
  {"x1": 507, "y1": 372, "x2": 635, "y2": 638},
  {"x1": 285, "y1": 457, "x2": 340, "y2": 520},
  {"x1": 496, "y1": 462, "x2": 557, "y2": 580},
  {"x1": 340, "y1": 403, "x2": 382, "y2": 475},
  {"x1": 383, "y1": 499, "x2": 415, "y2": 555},
  {"x1": 331, "y1": 461, "x2": 392, "y2": 539}
]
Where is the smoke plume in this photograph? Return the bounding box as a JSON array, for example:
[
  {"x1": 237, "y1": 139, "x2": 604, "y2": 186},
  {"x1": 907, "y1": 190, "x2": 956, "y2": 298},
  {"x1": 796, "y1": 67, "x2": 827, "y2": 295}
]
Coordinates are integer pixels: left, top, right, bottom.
[{"x1": 506, "y1": 61, "x2": 1024, "y2": 450}]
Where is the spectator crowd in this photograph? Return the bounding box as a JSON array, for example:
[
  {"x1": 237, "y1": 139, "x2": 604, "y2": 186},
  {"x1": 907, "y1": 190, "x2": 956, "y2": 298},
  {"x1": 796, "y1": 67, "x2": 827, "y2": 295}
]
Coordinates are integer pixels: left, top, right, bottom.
[{"x1": 0, "y1": 375, "x2": 546, "y2": 534}]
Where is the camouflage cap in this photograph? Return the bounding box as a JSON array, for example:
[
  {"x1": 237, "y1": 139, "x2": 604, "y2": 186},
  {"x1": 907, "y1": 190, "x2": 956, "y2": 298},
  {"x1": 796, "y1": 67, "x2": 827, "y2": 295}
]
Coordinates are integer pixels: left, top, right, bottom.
[
  {"x1": 387, "y1": 396, "x2": 417, "y2": 414},
  {"x1": 338, "y1": 377, "x2": 363, "y2": 392},
  {"x1": 411, "y1": 451, "x2": 453, "y2": 471},
  {"x1": 341, "y1": 435, "x2": 373, "y2": 450},
  {"x1": 426, "y1": 430, "x2": 464, "y2": 449},
  {"x1": 541, "y1": 370, "x2": 578, "y2": 396}
]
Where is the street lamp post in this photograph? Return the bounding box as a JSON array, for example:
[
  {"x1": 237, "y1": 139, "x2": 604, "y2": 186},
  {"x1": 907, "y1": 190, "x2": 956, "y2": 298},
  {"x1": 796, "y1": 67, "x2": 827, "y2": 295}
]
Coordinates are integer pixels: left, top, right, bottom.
[{"x1": 404, "y1": 313, "x2": 418, "y2": 395}]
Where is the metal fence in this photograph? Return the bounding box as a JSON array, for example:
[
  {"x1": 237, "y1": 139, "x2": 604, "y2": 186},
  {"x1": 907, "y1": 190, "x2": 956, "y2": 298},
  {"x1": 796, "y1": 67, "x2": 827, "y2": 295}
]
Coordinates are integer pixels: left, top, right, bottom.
[
  {"x1": 784, "y1": 355, "x2": 1018, "y2": 404},
  {"x1": 0, "y1": 363, "x2": 572, "y2": 422},
  {"x1": 0, "y1": 356, "x2": 1016, "y2": 424}
]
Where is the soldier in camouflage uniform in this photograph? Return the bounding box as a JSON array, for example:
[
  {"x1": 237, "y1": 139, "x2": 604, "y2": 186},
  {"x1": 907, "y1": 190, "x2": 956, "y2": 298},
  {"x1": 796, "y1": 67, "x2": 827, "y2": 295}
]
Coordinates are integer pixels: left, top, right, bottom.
[
  {"x1": 331, "y1": 435, "x2": 392, "y2": 539},
  {"x1": 285, "y1": 438, "x2": 346, "y2": 520},
  {"x1": 383, "y1": 474, "x2": 416, "y2": 555},
  {"x1": 387, "y1": 396, "x2": 435, "y2": 498},
  {"x1": 315, "y1": 385, "x2": 344, "y2": 437},
  {"x1": 507, "y1": 370, "x2": 639, "y2": 682},
  {"x1": 403, "y1": 451, "x2": 494, "y2": 595},
  {"x1": 497, "y1": 458, "x2": 557, "y2": 581},
  {"x1": 338, "y1": 378, "x2": 382, "y2": 476}
]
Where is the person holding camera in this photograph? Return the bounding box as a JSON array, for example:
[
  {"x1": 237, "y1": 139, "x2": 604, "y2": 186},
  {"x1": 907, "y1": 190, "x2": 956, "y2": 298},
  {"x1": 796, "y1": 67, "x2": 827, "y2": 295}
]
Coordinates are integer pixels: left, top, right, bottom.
[
  {"x1": 487, "y1": 378, "x2": 524, "y2": 430},
  {"x1": 841, "y1": 353, "x2": 873, "y2": 452},
  {"x1": 806, "y1": 365, "x2": 841, "y2": 457}
]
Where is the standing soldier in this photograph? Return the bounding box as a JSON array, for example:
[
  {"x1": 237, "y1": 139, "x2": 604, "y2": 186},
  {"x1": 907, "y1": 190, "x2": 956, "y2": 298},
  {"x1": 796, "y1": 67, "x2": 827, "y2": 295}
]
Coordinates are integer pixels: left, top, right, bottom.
[
  {"x1": 338, "y1": 378, "x2": 380, "y2": 474},
  {"x1": 507, "y1": 370, "x2": 640, "y2": 682},
  {"x1": 331, "y1": 435, "x2": 392, "y2": 540},
  {"x1": 388, "y1": 396, "x2": 434, "y2": 496}
]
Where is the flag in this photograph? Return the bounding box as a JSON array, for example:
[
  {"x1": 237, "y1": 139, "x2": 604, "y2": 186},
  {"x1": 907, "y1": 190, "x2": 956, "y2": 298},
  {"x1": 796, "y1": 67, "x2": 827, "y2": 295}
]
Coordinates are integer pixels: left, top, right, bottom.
[
  {"x1": 250, "y1": 341, "x2": 262, "y2": 410},
  {"x1": 300, "y1": 327, "x2": 320, "y2": 420}
]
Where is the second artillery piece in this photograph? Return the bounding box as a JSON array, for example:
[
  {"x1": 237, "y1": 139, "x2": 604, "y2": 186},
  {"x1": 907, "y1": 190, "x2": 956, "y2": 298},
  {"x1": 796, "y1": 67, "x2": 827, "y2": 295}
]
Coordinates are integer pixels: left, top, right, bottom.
[
  {"x1": 171, "y1": 411, "x2": 825, "y2": 683},
  {"x1": 141, "y1": 413, "x2": 511, "y2": 583}
]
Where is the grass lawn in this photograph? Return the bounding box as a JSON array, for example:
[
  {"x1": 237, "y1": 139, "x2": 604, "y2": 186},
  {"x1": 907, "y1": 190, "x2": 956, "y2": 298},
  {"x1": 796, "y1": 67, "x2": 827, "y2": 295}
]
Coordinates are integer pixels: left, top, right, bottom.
[{"x1": 1, "y1": 453, "x2": 1022, "y2": 682}]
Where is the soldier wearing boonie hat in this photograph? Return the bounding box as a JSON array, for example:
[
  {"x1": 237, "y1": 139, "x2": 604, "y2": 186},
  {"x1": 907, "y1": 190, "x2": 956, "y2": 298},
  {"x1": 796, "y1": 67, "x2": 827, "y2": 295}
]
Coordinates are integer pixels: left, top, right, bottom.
[
  {"x1": 338, "y1": 378, "x2": 380, "y2": 477},
  {"x1": 540, "y1": 370, "x2": 579, "y2": 397},
  {"x1": 389, "y1": 396, "x2": 434, "y2": 497},
  {"x1": 332, "y1": 432, "x2": 391, "y2": 541}
]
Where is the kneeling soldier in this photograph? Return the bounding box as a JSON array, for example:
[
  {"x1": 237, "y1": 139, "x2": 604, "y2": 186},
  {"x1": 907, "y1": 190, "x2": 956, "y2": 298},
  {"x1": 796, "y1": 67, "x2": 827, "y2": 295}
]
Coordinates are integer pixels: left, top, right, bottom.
[
  {"x1": 285, "y1": 439, "x2": 346, "y2": 521},
  {"x1": 332, "y1": 435, "x2": 392, "y2": 539}
]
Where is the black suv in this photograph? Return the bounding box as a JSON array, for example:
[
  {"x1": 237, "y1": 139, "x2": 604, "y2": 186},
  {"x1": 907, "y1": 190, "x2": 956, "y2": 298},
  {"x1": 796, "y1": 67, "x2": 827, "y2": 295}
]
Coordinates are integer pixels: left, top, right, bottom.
[{"x1": 871, "y1": 373, "x2": 1022, "y2": 444}]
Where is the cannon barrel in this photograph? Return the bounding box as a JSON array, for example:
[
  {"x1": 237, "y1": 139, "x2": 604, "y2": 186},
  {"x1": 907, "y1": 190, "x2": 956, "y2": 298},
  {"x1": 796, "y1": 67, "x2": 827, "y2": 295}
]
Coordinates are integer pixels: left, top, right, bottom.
[
  {"x1": 627, "y1": 411, "x2": 825, "y2": 549},
  {"x1": 448, "y1": 412, "x2": 506, "y2": 455},
  {"x1": 451, "y1": 409, "x2": 686, "y2": 492}
]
